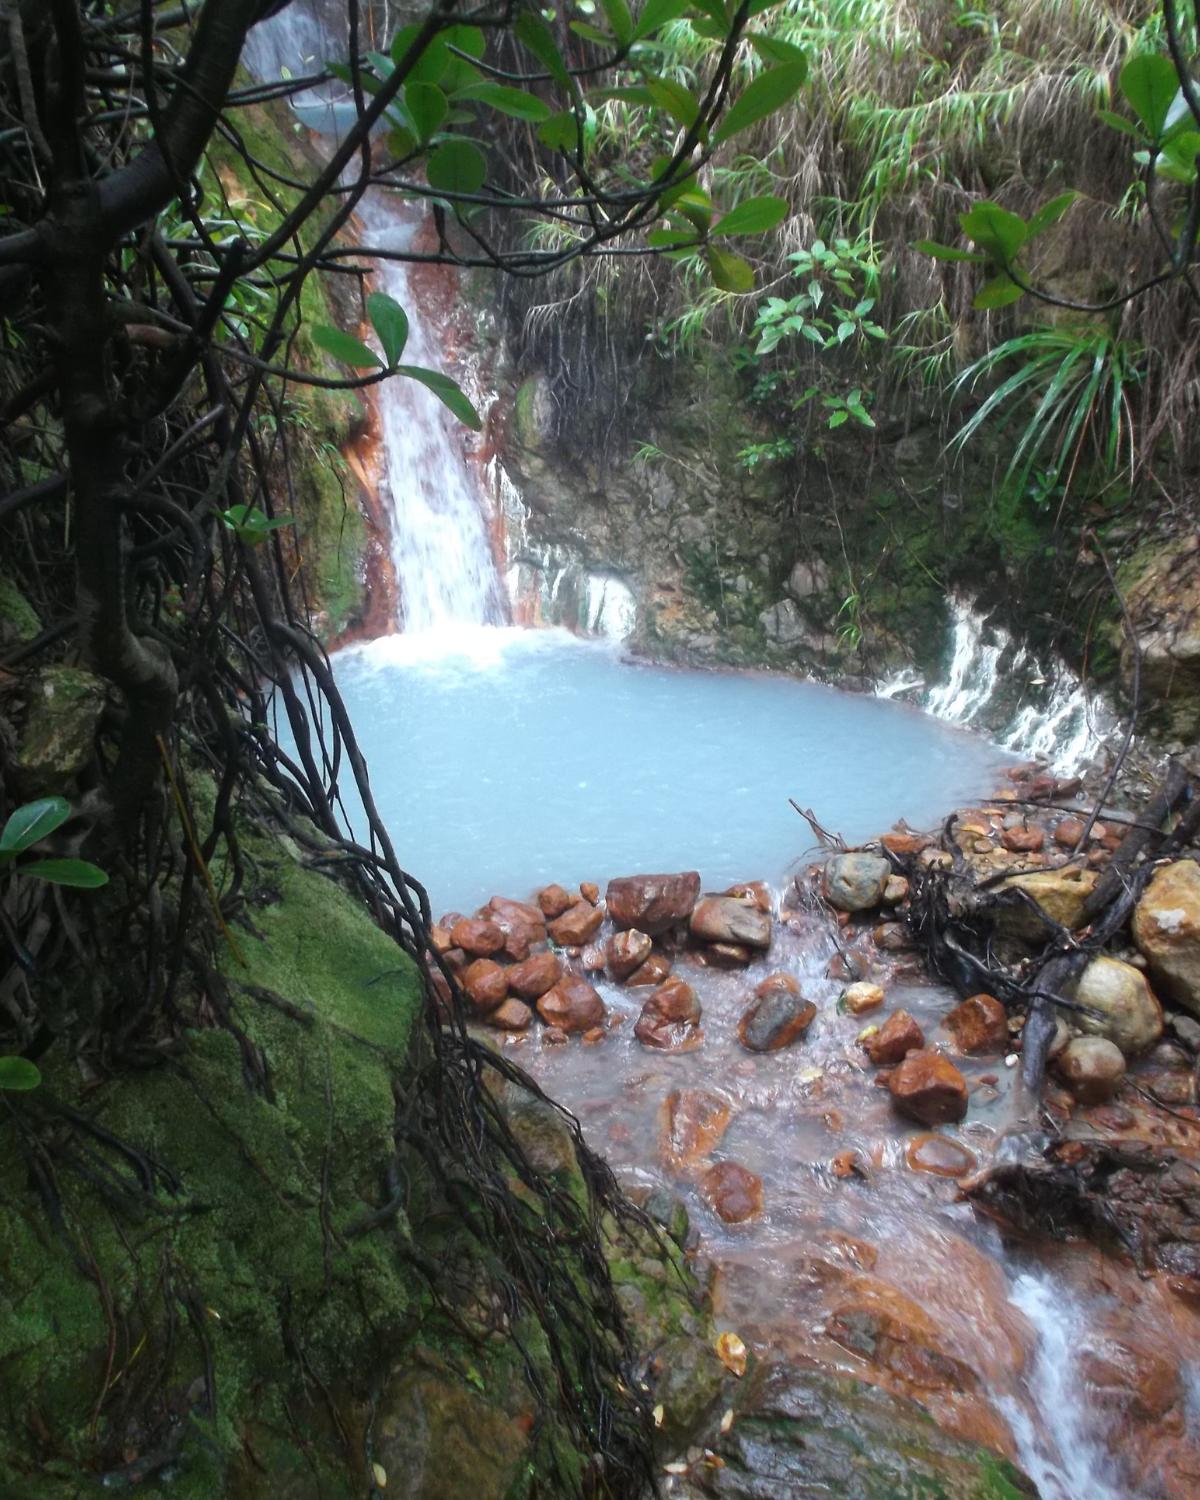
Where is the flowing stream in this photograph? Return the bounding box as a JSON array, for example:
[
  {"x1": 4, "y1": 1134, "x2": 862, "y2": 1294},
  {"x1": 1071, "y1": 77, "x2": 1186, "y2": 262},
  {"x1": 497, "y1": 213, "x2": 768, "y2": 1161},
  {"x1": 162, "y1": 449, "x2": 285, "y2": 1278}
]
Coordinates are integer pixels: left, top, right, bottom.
[{"x1": 245, "y1": 10, "x2": 1198, "y2": 1494}]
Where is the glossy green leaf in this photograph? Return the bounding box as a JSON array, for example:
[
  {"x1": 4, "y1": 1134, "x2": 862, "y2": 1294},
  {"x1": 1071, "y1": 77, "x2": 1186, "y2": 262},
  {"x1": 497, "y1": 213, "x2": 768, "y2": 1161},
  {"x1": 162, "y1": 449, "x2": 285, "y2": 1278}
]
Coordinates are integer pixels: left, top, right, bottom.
[
  {"x1": 1158, "y1": 129, "x2": 1200, "y2": 182},
  {"x1": 367, "y1": 292, "x2": 409, "y2": 366},
  {"x1": 312, "y1": 325, "x2": 383, "y2": 368},
  {"x1": 714, "y1": 60, "x2": 809, "y2": 144},
  {"x1": 1097, "y1": 107, "x2": 1142, "y2": 139},
  {"x1": 387, "y1": 125, "x2": 418, "y2": 160},
  {"x1": 1026, "y1": 190, "x2": 1082, "y2": 239},
  {"x1": 715, "y1": 194, "x2": 789, "y2": 236},
  {"x1": 426, "y1": 139, "x2": 488, "y2": 196},
  {"x1": 598, "y1": 0, "x2": 634, "y2": 44},
  {"x1": 973, "y1": 273, "x2": 1026, "y2": 310},
  {"x1": 390, "y1": 24, "x2": 450, "y2": 84},
  {"x1": 446, "y1": 24, "x2": 486, "y2": 59},
  {"x1": 21, "y1": 857, "x2": 109, "y2": 888},
  {"x1": 537, "y1": 111, "x2": 580, "y2": 151},
  {"x1": 1120, "y1": 53, "x2": 1179, "y2": 140},
  {"x1": 674, "y1": 188, "x2": 712, "y2": 231},
  {"x1": 828, "y1": 409, "x2": 850, "y2": 428},
  {"x1": 219, "y1": 504, "x2": 295, "y2": 541},
  {"x1": 515, "y1": 10, "x2": 571, "y2": 89},
  {"x1": 395, "y1": 365, "x2": 482, "y2": 429},
  {"x1": 958, "y1": 202, "x2": 1027, "y2": 262},
  {"x1": 707, "y1": 246, "x2": 755, "y2": 293},
  {"x1": 456, "y1": 82, "x2": 552, "y2": 122},
  {"x1": 748, "y1": 33, "x2": 807, "y2": 65},
  {"x1": 632, "y1": 0, "x2": 692, "y2": 42},
  {"x1": 914, "y1": 238, "x2": 987, "y2": 263},
  {"x1": 1, "y1": 797, "x2": 70, "y2": 855},
  {"x1": 406, "y1": 81, "x2": 447, "y2": 141},
  {"x1": 645, "y1": 76, "x2": 700, "y2": 130},
  {"x1": 0, "y1": 1056, "x2": 41, "y2": 1091},
  {"x1": 647, "y1": 227, "x2": 699, "y2": 251}
]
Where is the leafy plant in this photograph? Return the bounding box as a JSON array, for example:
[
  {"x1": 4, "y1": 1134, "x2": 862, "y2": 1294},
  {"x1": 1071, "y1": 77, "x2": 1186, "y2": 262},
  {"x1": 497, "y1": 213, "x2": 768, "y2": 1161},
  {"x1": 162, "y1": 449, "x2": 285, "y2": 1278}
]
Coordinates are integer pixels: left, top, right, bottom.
[
  {"x1": 0, "y1": 1056, "x2": 41, "y2": 1091},
  {"x1": 0, "y1": 797, "x2": 107, "y2": 888}
]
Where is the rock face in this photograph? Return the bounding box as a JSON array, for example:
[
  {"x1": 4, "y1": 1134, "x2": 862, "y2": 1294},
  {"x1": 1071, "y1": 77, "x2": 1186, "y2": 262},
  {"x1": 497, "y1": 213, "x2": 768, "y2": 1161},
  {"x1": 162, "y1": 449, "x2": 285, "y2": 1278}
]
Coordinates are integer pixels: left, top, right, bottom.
[
  {"x1": 537, "y1": 975, "x2": 606, "y2": 1032},
  {"x1": 824, "y1": 853, "x2": 891, "y2": 913},
  {"x1": 887, "y1": 1050, "x2": 969, "y2": 1124},
  {"x1": 547, "y1": 899, "x2": 604, "y2": 946},
  {"x1": 737, "y1": 974, "x2": 816, "y2": 1053},
  {"x1": 943, "y1": 994, "x2": 1008, "y2": 1054},
  {"x1": 1071, "y1": 956, "x2": 1164, "y2": 1057},
  {"x1": 606, "y1": 871, "x2": 700, "y2": 934},
  {"x1": 660, "y1": 1087, "x2": 731, "y2": 1171},
  {"x1": 1133, "y1": 859, "x2": 1200, "y2": 1017},
  {"x1": 700, "y1": 1160, "x2": 763, "y2": 1223},
  {"x1": 635, "y1": 976, "x2": 702, "y2": 1049},
  {"x1": 505, "y1": 950, "x2": 561, "y2": 999},
  {"x1": 1055, "y1": 1035, "x2": 1126, "y2": 1103},
  {"x1": 1122, "y1": 534, "x2": 1200, "y2": 739},
  {"x1": 606, "y1": 928, "x2": 652, "y2": 980},
  {"x1": 689, "y1": 894, "x2": 773, "y2": 950},
  {"x1": 865, "y1": 1010, "x2": 924, "y2": 1066}
]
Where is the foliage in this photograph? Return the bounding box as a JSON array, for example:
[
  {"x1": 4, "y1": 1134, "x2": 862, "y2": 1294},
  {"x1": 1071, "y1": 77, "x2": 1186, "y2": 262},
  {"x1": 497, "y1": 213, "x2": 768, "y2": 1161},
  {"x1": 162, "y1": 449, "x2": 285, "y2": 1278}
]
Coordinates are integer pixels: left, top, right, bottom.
[{"x1": 0, "y1": 798, "x2": 106, "y2": 889}]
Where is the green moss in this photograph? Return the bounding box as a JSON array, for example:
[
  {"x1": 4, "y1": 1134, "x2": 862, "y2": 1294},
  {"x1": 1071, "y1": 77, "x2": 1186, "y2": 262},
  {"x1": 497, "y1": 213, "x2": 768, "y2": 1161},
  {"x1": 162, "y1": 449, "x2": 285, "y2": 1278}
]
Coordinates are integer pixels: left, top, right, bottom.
[{"x1": 0, "y1": 571, "x2": 40, "y2": 644}]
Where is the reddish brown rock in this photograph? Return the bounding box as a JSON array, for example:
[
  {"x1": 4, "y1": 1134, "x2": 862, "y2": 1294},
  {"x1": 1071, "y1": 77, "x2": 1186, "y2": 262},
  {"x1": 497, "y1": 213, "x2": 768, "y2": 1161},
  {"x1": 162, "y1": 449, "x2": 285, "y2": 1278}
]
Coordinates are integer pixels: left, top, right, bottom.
[
  {"x1": 944, "y1": 993, "x2": 1008, "y2": 1054},
  {"x1": 536, "y1": 884, "x2": 576, "y2": 919},
  {"x1": 826, "y1": 1283, "x2": 978, "y2": 1394},
  {"x1": 505, "y1": 950, "x2": 561, "y2": 1000},
  {"x1": 1054, "y1": 817, "x2": 1087, "y2": 849},
  {"x1": 1002, "y1": 824, "x2": 1046, "y2": 854},
  {"x1": 580, "y1": 943, "x2": 606, "y2": 973},
  {"x1": 487, "y1": 998, "x2": 533, "y2": 1031},
  {"x1": 548, "y1": 900, "x2": 604, "y2": 946},
  {"x1": 450, "y1": 917, "x2": 505, "y2": 957},
  {"x1": 536, "y1": 974, "x2": 606, "y2": 1033},
  {"x1": 430, "y1": 924, "x2": 454, "y2": 955},
  {"x1": 738, "y1": 975, "x2": 816, "y2": 1053},
  {"x1": 702, "y1": 942, "x2": 754, "y2": 969},
  {"x1": 724, "y1": 880, "x2": 773, "y2": 912},
  {"x1": 582, "y1": 1026, "x2": 605, "y2": 1044},
  {"x1": 606, "y1": 871, "x2": 701, "y2": 934},
  {"x1": 443, "y1": 947, "x2": 468, "y2": 974},
  {"x1": 872, "y1": 921, "x2": 912, "y2": 952},
  {"x1": 905, "y1": 1133, "x2": 977, "y2": 1178},
  {"x1": 690, "y1": 894, "x2": 773, "y2": 950},
  {"x1": 607, "y1": 928, "x2": 652, "y2": 981},
  {"x1": 1078, "y1": 1337, "x2": 1181, "y2": 1422},
  {"x1": 827, "y1": 950, "x2": 869, "y2": 982},
  {"x1": 700, "y1": 1161, "x2": 763, "y2": 1223},
  {"x1": 887, "y1": 1050, "x2": 969, "y2": 1124},
  {"x1": 543, "y1": 1026, "x2": 568, "y2": 1045},
  {"x1": 864, "y1": 1010, "x2": 924, "y2": 1065},
  {"x1": 486, "y1": 895, "x2": 547, "y2": 934},
  {"x1": 881, "y1": 831, "x2": 931, "y2": 856},
  {"x1": 659, "y1": 1088, "x2": 732, "y2": 1172},
  {"x1": 626, "y1": 951, "x2": 673, "y2": 987},
  {"x1": 635, "y1": 976, "x2": 702, "y2": 1049},
  {"x1": 462, "y1": 958, "x2": 508, "y2": 1013},
  {"x1": 579, "y1": 881, "x2": 600, "y2": 905}
]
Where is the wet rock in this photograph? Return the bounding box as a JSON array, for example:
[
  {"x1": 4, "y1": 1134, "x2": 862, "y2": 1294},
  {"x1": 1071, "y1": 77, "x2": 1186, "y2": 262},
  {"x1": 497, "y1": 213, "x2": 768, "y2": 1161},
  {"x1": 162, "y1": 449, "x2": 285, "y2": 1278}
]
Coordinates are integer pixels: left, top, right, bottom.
[
  {"x1": 827, "y1": 1282, "x2": 977, "y2": 1393},
  {"x1": 1078, "y1": 1336, "x2": 1181, "y2": 1423},
  {"x1": 430, "y1": 924, "x2": 454, "y2": 955},
  {"x1": 660, "y1": 1088, "x2": 732, "y2": 1172},
  {"x1": 864, "y1": 1010, "x2": 924, "y2": 1066},
  {"x1": 1170, "y1": 1012, "x2": 1200, "y2": 1052},
  {"x1": 443, "y1": 947, "x2": 468, "y2": 973},
  {"x1": 1053, "y1": 816, "x2": 1087, "y2": 848},
  {"x1": 881, "y1": 831, "x2": 931, "y2": 856},
  {"x1": 690, "y1": 895, "x2": 773, "y2": 950},
  {"x1": 536, "y1": 883, "x2": 576, "y2": 918},
  {"x1": 1070, "y1": 955, "x2": 1163, "y2": 1057},
  {"x1": 786, "y1": 555, "x2": 830, "y2": 601},
  {"x1": 997, "y1": 867, "x2": 1099, "y2": 941},
  {"x1": 703, "y1": 941, "x2": 755, "y2": 969},
  {"x1": 449, "y1": 916, "x2": 505, "y2": 957},
  {"x1": 580, "y1": 942, "x2": 606, "y2": 972},
  {"x1": 635, "y1": 976, "x2": 702, "y2": 1050},
  {"x1": 543, "y1": 1026, "x2": 568, "y2": 1045},
  {"x1": 724, "y1": 879, "x2": 773, "y2": 912},
  {"x1": 1132, "y1": 860, "x2": 1200, "y2": 1017},
  {"x1": 486, "y1": 895, "x2": 547, "y2": 935},
  {"x1": 487, "y1": 998, "x2": 533, "y2": 1031},
  {"x1": 737, "y1": 975, "x2": 816, "y2": 1052},
  {"x1": 824, "y1": 853, "x2": 891, "y2": 913},
  {"x1": 606, "y1": 871, "x2": 700, "y2": 934},
  {"x1": 905, "y1": 1134, "x2": 978, "y2": 1177},
  {"x1": 580, "y1": 880, "x2": 600, "y2": 904},
  {"x1": 626, "y1": 951, "x2": 673, "y2": 987},
  {"x1": 607, "y1": 928, "x2": 652, "y2": 980},
  {"x1": 826, "y1": 950, "x2": 870, "y2": 982},
  {"x1": 548, "y1": 899, "x2": 604, "y2": 946},
  {"x1": 882, "y1": 875, "x2": 910, "y2": 905},
  {"x1": 462, "y1": 958, "x2": 508, "y2": 1012},
  {"x1": 1054, "y1": 1035, "x2": 1126, "y2": 1103},
  {"x1": 13, "y1": 666, "x2": 107, "y2": 795},
  {"x1": 536, "y1": 974, "x2": 606, "y2": 1033},
  {"x1": 943, "y1": 993, "x2": 1008, "y2": 1054},
  {"x1": 374, "y1": 1370, "x2": 527, "y2": 1499},
  {"x1": 700, "y1": 1160, "x2": 763, "y2": 1223},
  {"x1": 887, "y1": 1050, "x2": 969, "y2": 1124},
  {"x1": 648, "y1": 1332, "x2": 724, "y2": 1445},
  {"x1": 1001, "y1": 824, "x2": 1045, "y2": 853},
  {"x1": 505, "y1": 950, "x2": 561, "y2": 1000},
  {"x1": 842, "y1": 981, "x2": 884, "y2": 1015},
  {"x1": 872, "y1": 921, "x2": 912, "y2": 952}
]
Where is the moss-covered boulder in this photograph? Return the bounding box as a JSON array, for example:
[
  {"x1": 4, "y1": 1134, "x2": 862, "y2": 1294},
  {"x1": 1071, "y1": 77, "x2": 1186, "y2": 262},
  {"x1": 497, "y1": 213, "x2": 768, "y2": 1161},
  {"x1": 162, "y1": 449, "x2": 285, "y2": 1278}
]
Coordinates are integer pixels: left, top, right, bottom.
[{"x1": 14, "y1": 665, "x2": 106, "y2": 795}]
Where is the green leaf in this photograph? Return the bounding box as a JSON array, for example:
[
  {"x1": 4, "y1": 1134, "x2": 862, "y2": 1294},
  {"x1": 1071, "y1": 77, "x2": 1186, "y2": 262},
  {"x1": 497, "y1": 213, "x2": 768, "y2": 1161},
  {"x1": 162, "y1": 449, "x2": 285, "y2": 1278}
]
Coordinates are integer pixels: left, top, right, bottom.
[
  {"x1": 21, "y1": 857, "x2": 109, "y2": 888},
  {"x1": 973, "y1": 273, "x2": 1025, "y2": 310},
  {"x1": 1, "y1": 797, "x2": 70, "y2": 854},
  {"x1": 748, "y1": 33, "x2": 807, "y2": 65},
  {"x1": 406, "y1": 81, "x2": 447, "y2": 141},
  {"x1": 515, "y1": 10, "x2": 571, "y2": 90},
  {"x1": 1026, "y1": 190, "x2": 1082, "y2": 239},
  {"x1": 632, "y1": 0, "x2": 692, "y2": 42},
  {"x1": 706, "y1": 246, "x2": 755, "y2": 293},
  {"x1": 589, "y1": 84, "x2": 656, "y2": 107},
  {"x1": 219, "y1": 505, "x2": 295, "y2": 542},
  {"x1": 674, "y1": 188, "x2": 712, "y2": 230},
  {"x1": 426, "y1": 139, "x2": 488, "y2": 197},
  {"x1": 367, "y1": 292, "x2": 409, "y2": 366},
  {"x1": 311, "y1": 325, "x2": 383, "y2": 368},
  {"x1": 1156, "y1": 129, "x2": 1200, "y2": 183},
  {"x1": 387, "y1": 125, "x2": 418, "y2": 160},
  {"x1": 645, "y1": 76, "x2": 701, "y2": 130},
  {"x1": 715, "y1": 194, "x2": 789, "y2": 236},
  {"x1": 914, "y1": 239, "x2": 987, "y2": 263},
  {"x1": 446, "y1": 24, "x2": 486, "y2": 59},
  {"x1": 456, "y1": 82, "x2": 552, "y2": 122},
  {"x1": 598, "y1": 0, "x2": 634, "y2": 44},
  {"x1": 390, "y1": 25, "x2": 450, "y2": 84},
  {"x1": 394, "y1": 365, "x2": 482, "y2": 429},
  {"x1": 0, "y1": 1056, "x2": 41, "y2": 1091},
  {"x1": 958, "y1": 202, "x2": 1027, "y2": 262},
  {"x1": 1120, "y1": 53, "x2": 1179, "y2": 140},
  {"x1": 647, "y1": 227, "x2": 699, "y2": 252},
  {"x1": 828, "y1": 409, "x2": 850, "y2": 428},
  {"x1": 537, "y1": 111, "x2": 580, "y2": 151},
  {"x1": 714, "y1": 60, "x2": 809, "y2": 144},
  {"x1": 1097, "y1": 107, "x2": 1142, "y2": 139},
  {"x1": 570, "y1": 20, "x2": 613, "y2": 44}
]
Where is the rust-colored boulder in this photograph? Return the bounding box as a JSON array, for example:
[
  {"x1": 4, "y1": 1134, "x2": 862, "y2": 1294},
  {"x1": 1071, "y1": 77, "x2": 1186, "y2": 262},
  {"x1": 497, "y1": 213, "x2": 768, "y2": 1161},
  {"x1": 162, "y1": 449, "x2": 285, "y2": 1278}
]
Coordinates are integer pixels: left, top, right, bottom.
[
  {"x1": 450, "y1": 917, "x2": 505, "y2": 957},
  {"x1": 635, "y1": 976, "x2": 702, "y2": 1050},
  {"x1": 864, "y1": 1010, "x2": 924, "y2": 1065},
  {"x1": 724, "y1": 880, "x2": 772, "y2": 912},
  {"x1": 626, "y1": 951, "x2": 672, "y2": 987},
  {"x1": 944, "y1": 993, "x2": 1008, "y2": 1054},
  {"x1": 548, "y1": 900, "x2": 604, "y2": 946},
  {"x1": 700, "y1": 1161, "x2": 763, "y2": 1223},
  {"x1": 737, "y1": 974, "x2": 816, "y2": 1052},
  {"x1": 580, "y1": 943, "x2": 606, "y2": 972},
  {"x1": 1001, "y1": 824, "x2": 1045, "y2": 853},
  {"x1": 462, "y1": 958, "x2": 508, "y2": 1013},
  {"x1": 1054, "y1": 817, "x2": 1087, "y2": 848},
  {"x1": 505, "y1": 950, "x2": 561, "y2": 1000},
  {"x1": 580, "y1": 881, "x2": 600, "y2": 905},
  {"x1": 430, "y1": 924, "x2": 454, "y2": 955},
  {"x1": 881, "y1": 831, "x2": 931, "y2": 856},
  {"x1": 886, "y1": 1049, "x2": 969, "y2": 1125},
  {"x1": 487, "y1": 895, "x2": 546, "y2": 934},
  {"x1": 659, "y1": 1088, "x2": 731, "y2": 1172},
  {"x1": 536, "y1": 974, "x2": 606, "y2": 1033},
  {"x1": 607, "y1": 928, "x2": 652, "y2": 981},
  {"x1": 689, "y1": 895, "x2": 772, "y2": 950},
  {"x1": 536, "y1": 884, "x2": 576, "y2": 919},
  {"x1": 487, "y1": 998, "x2": 533, "y2": 1031},
  {"x1": 606, "y1": 871, "x2": 700, "y2": 934}
]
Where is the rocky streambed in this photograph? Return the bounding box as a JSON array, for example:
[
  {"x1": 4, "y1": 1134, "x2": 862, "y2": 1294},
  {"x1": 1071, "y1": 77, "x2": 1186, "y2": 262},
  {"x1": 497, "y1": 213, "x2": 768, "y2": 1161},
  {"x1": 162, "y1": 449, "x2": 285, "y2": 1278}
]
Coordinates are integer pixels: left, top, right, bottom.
[{"x1": 433, "y1": 765, "x2": 1200, "y2": 1498}]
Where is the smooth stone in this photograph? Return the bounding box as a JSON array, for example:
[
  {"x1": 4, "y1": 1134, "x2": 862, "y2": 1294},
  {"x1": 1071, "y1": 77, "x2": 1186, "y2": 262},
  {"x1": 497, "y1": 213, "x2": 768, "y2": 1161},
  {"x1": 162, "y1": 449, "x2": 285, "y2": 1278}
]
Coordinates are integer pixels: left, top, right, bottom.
[
  {"x1": 505, "y1": 950, "x2": 561, "y2": 1000},
  {"x1": 607, "y1": 928, "x2": 652, "y2": 980},
  {"x1": 689, "y1": 895, "x2": 773, "y2": 950},
  {"x1": 738, "y1": 977, "x2": 816, "y2": 1053},
  {"x1": 865, "y1": 1010, "x2": 925, "y2": 1066},
  {"x1": 450, "y1": 917, "x2": 505, "y2": 957},
  {"x1": 487, "y1": 998, "x2": 533, "y2": 1031},
  {"x1": 887, "y1": 1050, "x2": 969, "y2": 1125},
  {"x1": 462, "y1": 958, "x2": 508, "y2": 1012},
  {"x1": 626, "y1": 951, "x2": 673, "y2": 987},
  {"x1": 548, "y1": 900, "x2": 604, "y2": 946},
  {"x1": 606, "y1": 871, "x2": 700, "y2": 934},
  {"x1": 1054, "y1": 1035, "x2": 1126, "y2": 1103},
  {"x1": 904, "y1": 1133, "x2": 978, "y2": 1178},
  {"x1": 842, "y1": 981, "x2": 884, "y2": 1015},
  {"x1": 659, "y1": 1088, "x2": 731, "y2": 1172},
  {"x1": 700, "y1": 1160, "x2": 763, "y2": 1223},
  {"x1": 824, "y1": 852, "x2": 891, "y2": 913},
  {"x1": 944, "y1": 993, "x2": 1008, "y2": 1054},
  {"x1": 536, "y1": 883, "x2": 577, "y2": 918},
  {"x1": 1071, "y1": 955, "x2": 1164, "y2": 1057},
  {"x1": 536, "y1": 974, "x2": 606, "y2": 1032},
  {"x1": 1133, "y1": 860, "x2": 1200, "y2": 1017}
]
